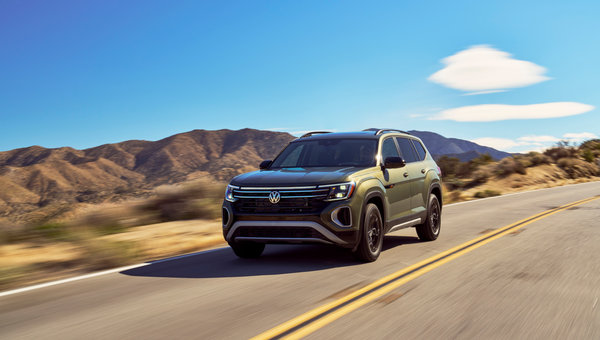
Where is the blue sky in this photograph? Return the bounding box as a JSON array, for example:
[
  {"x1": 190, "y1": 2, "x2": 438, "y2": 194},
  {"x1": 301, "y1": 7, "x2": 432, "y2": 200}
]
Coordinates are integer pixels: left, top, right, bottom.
[{"x1": 0, "y1": 0, "x2": 598, "y2": 152}]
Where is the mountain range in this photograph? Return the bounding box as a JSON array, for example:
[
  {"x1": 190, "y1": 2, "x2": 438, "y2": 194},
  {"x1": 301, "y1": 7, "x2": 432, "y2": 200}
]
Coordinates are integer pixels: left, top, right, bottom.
[
  {"x1": 408, "y1": 130, "x2": 512, "y2": 161},
  {"x1": 0, "y1": 128, "x2": 509, "y2": 224}
]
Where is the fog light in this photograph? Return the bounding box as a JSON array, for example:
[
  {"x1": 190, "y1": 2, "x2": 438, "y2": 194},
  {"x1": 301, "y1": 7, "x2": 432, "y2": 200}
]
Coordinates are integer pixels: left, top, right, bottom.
[
  {"x1": 331, "y1": 206, "x2": 352, "y2": 227},
  {"x1": 222, "y1": 207, "x2": 230, "y2": 226}
]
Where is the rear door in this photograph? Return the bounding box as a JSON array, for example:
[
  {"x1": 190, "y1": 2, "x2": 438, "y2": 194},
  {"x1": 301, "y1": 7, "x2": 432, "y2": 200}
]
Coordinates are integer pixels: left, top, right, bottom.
[
  {"x1": 394, "y1": 137, "x2": 425, "y2": 215},
  {"x1": 410, "y1": 139, "x2": 429, "y2": 213}
]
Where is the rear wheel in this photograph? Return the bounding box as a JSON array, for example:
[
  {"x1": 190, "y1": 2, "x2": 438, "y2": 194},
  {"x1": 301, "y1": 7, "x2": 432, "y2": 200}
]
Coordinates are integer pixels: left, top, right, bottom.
[
  {"x1": 416, "y1": 195, "x2": 441, "y2": 241},
  {"x1": 229, "y1": 242, "x2": 265, "y2": 258},
  {"x1": 354, "y1": 203, "x2": 384, "y2": 262}
]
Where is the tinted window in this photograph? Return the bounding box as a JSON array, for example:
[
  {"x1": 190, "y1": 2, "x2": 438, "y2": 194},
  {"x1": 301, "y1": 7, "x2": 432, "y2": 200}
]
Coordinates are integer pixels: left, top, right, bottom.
[
  {"x1": 270, "y1": 139, "x2": 377, "y2": 168},
  {"x1": 411, "y1": 140, "x2": 427, "y2": 161},
  {"x1": 381, "y1": 138, "x2": 400, "y2": 161},
  {"x1": 395, "y1": 137, "x2": 419, "y2": 163},
  {"x1": 278, "y1": 144, "x2": 304, "y2": 167}
]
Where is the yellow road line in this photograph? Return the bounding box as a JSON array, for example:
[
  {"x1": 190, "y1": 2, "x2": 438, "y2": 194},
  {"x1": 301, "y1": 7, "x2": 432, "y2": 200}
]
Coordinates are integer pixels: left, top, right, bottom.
[{"x1": 251, "y1": 195, "x2": 600, "y2": 340}]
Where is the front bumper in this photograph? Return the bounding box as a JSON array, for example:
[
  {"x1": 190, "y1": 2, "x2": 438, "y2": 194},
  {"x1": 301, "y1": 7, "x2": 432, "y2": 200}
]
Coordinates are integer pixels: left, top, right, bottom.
[{"x1": 222, "y1": 199, "x2": 361, "y2": 247}]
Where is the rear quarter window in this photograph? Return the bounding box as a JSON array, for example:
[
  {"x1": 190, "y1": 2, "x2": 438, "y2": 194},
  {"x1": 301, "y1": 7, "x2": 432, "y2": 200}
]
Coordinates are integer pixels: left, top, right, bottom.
[{"x1": 411, "y1": 140, "x2": 427, "y2": 161}]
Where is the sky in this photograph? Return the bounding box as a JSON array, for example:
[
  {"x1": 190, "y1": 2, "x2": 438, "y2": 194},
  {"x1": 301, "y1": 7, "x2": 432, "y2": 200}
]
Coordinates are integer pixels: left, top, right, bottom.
[{"x1": 1, "y1": 0, "x2": 598, "y2": 153}]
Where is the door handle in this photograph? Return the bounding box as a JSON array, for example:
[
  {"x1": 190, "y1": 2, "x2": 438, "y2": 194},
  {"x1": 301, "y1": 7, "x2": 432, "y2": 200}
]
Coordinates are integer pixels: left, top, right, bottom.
[
  {"x1": 403, "y1": 172, "x2": 409, "y2": 177},
  {"x1": 421, "y1": 169, "x2": 426, "y2": 174}
]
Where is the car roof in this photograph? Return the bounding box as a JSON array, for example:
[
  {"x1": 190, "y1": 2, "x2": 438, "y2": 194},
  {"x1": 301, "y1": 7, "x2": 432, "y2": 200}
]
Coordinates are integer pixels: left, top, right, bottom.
[{"x1": 294, "y1": 130, "x2": 417, "y2": 142}]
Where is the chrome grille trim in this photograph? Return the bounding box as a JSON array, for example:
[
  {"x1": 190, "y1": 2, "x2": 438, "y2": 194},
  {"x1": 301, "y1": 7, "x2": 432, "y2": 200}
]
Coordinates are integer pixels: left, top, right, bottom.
[
  {"x1": 239, "y1": 186, "x2": 317, "y2": 190},
  {"x1": 233, "y1": 187, "x2": 329, "y2": 199}
]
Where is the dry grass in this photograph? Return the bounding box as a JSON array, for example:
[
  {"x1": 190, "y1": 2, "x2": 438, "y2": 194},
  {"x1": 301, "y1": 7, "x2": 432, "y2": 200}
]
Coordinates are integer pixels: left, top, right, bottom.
[
  {"x1": 0, "y1": 219, "x2": 225, "y2": 291},
  {"x1": 0, "y1": 179, "x2": 228, "y2": 290}
]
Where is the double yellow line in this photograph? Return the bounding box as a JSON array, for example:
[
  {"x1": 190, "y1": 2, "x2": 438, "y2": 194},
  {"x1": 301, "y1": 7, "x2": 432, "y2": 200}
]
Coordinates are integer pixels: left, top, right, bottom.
[{"x1": 251, "y1": 195, "x2": 600, "y2": 340}]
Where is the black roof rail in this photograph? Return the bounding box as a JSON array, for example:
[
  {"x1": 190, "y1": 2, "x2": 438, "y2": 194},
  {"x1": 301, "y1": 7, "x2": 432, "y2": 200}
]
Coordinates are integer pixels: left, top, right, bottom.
[
  {"x1": 362, "y1": 128, "x2": 411, "y2": 136},
  {"x1": 299, "y1": 131, "x2": 332, "y2": 138}
]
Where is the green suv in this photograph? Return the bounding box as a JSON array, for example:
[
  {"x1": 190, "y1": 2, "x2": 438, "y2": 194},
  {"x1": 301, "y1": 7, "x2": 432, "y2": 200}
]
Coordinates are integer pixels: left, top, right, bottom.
[{"x1": 222, "y1": 129, "x2": 442, "y2": 261}]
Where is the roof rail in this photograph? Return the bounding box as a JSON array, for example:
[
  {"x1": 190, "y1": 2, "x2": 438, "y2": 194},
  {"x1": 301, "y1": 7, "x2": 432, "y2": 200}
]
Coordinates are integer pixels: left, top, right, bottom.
[
  {"x1": 362, "y1": 128, "x2": 411, "y2": 136},
  {"x1": 299, "y1": 131, "x2": 332, "y2": 138}
]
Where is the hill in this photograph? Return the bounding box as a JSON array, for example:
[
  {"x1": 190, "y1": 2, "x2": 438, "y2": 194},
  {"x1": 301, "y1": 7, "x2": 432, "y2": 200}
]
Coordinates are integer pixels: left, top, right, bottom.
[
  {"x1": 408, "y1": 130, "x2": 512, "y2": 161},
  {"x1": 0, "y1": 129, "x2": 294, "y2": 223}
]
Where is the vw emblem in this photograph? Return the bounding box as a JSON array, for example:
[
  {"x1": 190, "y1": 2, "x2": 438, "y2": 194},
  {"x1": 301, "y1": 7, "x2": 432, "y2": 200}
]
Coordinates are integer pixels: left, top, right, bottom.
[{"x1": 268, "y1": 191, "x2": 281, "y2": 204}]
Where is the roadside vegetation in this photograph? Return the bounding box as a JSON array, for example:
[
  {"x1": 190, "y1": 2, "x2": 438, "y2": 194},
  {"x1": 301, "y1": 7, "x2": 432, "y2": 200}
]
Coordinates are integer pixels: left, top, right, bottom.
[
  {"x1": 440, "y1": 139, "x2": 600, "y2": 203},
  {"x1": 0, "y1": 180, "x2": 226, "y2": 290}
]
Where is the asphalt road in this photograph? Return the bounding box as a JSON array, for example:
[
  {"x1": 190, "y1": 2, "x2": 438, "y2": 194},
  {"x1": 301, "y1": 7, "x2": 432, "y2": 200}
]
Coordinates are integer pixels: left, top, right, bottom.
[{"x1": 1, "y1": 181, "x2": 600, "y2": 339}]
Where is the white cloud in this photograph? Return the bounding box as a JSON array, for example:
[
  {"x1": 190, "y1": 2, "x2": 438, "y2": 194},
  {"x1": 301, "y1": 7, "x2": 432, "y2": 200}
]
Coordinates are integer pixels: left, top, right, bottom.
[
  {"x1": 432, "y1": 102, "x2": 594, "y2": 122},
  {"x1": 517, "y1": 135, "x2": 560, "y2": 143},
  {"x1": 562, "y1": 132, "x2": 598, "y2": 141},
  {"x1": 514, "y1": 146, "x2": 549, "y2": 154},
  {"x1": 472, "y1": 132, "x2": 598, "y2": 153},
  {"x1": 471, "y1": 137, "x2": 521, "y2": 150},
  {"x1": 429, "y1": 45, "x2": 550, "y2": 94}
]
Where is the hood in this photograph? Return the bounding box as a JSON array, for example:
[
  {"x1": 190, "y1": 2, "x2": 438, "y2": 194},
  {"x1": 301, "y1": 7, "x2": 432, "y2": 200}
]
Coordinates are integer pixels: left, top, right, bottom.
[{"x1": 230, "y1": 167, "x2": 362, "y2": 187}]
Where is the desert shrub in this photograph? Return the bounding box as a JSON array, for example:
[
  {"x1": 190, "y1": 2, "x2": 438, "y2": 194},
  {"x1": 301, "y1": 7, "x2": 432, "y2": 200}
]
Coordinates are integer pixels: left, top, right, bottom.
[
  {"x1": 514, "y1": 155, "x2": 532, "y2": 168},
  {"x1": 437, "y1": 153, "x2": 496, "y2": 179},
  {"x1": 495, "y1": 157, "x2": 526, "y2": 176},
  {"x1": 544, "y1": 142, "x2": 578, "y2": 161},
  {"x1": 525, "y1": 152, "x2": 552, "y2": 166},
  {"x1": 557, "y1": 157, "x2": 600, "y2": 178},
  {"x1": 579, "y1": 139, "x2": 600, "y2": 151},
  {"x1": 443, "y1": 176, "x2": 466, "y2": 191},
  {"x1": 474, "y1": 190, "x2": 501, "y2": 198},
  {"x1": 455, "y1": 161, "x2": 474, "y2": 177},
  {"x1": 436, "y1": 156, "x2": 461, "y2": 177},
  {"x1": 471, "y1": 170, "x2": 489, "y2": 184},
  {"x1": 470, "y1": 153, "x2": 495, "y2": 166},
  {"x1": 582, "y1": 149, "x2": 595, "y2": 162},
  {"x1": 140, "y1": 180, "x2": 225, "y2": 222}
]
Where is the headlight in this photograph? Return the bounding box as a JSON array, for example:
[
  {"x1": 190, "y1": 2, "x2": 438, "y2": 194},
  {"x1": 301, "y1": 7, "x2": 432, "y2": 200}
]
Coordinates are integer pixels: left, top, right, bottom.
[
  {"x1": 224, "y1": 184, "x2": 238, "y2": 202},
  {"x1": 320, "y1": 182, "x2": 356, "y2": 201}
]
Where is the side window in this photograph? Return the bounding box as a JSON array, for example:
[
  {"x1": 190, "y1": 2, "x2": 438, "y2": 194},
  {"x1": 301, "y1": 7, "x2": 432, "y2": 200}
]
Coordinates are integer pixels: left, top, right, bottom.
[
  {"x1": 411, "y1": 140, "x2": 427, "y2": 161},
  {"x1": 395, "y1": 137, "x2": 419, "y2": 163},
  {"x1": 380, "y1": 138, "x2": 400, "y2": 161}
]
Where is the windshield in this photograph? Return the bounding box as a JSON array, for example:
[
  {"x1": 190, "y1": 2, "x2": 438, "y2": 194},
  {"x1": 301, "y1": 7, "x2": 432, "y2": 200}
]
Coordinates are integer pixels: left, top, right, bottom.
[{"x1": 270, "y1": 139, "x2": 377, "y2": 168}]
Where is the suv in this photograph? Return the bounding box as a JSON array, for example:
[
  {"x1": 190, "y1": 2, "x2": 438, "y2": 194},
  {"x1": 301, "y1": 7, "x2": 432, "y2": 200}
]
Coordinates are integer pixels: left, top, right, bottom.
[{"x1": 222, "y1": 129, "x2": 442, "y2": 262}]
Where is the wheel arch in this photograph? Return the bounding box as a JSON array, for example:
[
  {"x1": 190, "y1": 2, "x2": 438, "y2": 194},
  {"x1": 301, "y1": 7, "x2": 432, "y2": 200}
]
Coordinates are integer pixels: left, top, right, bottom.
[
  {"x1": 352, "y1": 189, "x2": 385, "y2": 252},
  {"x1": 429, "y1": 182, "x2": 442, "y2": 210}
]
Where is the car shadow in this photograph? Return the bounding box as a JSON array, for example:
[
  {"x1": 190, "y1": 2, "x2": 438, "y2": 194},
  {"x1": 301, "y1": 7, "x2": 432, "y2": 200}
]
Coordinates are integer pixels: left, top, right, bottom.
[{"x1": 121, "y1": 235, "x2": 421, "y2": 279}]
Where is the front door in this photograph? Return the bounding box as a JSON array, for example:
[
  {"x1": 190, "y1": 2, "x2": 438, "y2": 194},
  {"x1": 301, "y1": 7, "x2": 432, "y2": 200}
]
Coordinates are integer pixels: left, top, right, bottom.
[{"x1": 380, "y1": 137, "x2": 412, "y2": 222}]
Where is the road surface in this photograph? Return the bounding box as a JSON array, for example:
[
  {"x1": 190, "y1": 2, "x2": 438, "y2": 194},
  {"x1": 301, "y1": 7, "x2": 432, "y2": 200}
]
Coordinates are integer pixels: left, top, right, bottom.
[{"x1": 1, "y1": 181, "x2": 600, "y2": 339}]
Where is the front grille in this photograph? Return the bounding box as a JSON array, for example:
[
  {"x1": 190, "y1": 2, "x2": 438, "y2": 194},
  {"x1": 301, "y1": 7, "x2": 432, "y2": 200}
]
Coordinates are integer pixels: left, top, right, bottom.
[
  {"x1": 233, "y1": 226, "x2": 324, "y2": 239},
  {"x1": 232, "y1": 187, "x2": 329, "y2": 214}
]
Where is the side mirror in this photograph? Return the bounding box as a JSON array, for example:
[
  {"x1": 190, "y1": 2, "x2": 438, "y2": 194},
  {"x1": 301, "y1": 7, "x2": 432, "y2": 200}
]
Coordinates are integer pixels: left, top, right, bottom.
[
  {"x1": 259, "y1": 160, "x2": 272, "y2": 169},
  {"x1": 383, "y1": 157, "x2": 406, "y2": 169}
]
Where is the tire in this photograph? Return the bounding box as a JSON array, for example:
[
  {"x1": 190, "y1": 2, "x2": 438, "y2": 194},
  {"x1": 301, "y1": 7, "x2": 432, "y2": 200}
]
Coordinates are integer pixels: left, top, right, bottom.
[
  {"x1": 354, "y1": 203, "x2": 384, "y2": 262},
  {"x1": 229, "y1": 242, "x2": 265, "y2": 258},
  {"x1": 416, "y1": 195, "x2": 441, "y2": 241}
]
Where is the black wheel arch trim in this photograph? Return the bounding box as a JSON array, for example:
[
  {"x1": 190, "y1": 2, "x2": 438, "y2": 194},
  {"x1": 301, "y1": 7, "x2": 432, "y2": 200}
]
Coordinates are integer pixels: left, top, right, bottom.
[
  {"x1": 429, "y1": 182, "x2": 443, "y2": 209},
  {"x1": 353, "y1": 189, "x2": 385, "y2": 252}
]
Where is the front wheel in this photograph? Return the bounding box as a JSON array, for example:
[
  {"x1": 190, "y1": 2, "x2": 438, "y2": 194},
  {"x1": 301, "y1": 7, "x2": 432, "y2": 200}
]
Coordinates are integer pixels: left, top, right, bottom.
[
  {"x1": 416, "y1": 195, "x2": 441, "y2": 241},
  {"x1": 229, "y1": 242, "x2": 265, "y2": 258},
  {"x1": 354, "y1": 203, "x2": 384, "y2": 262}
]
